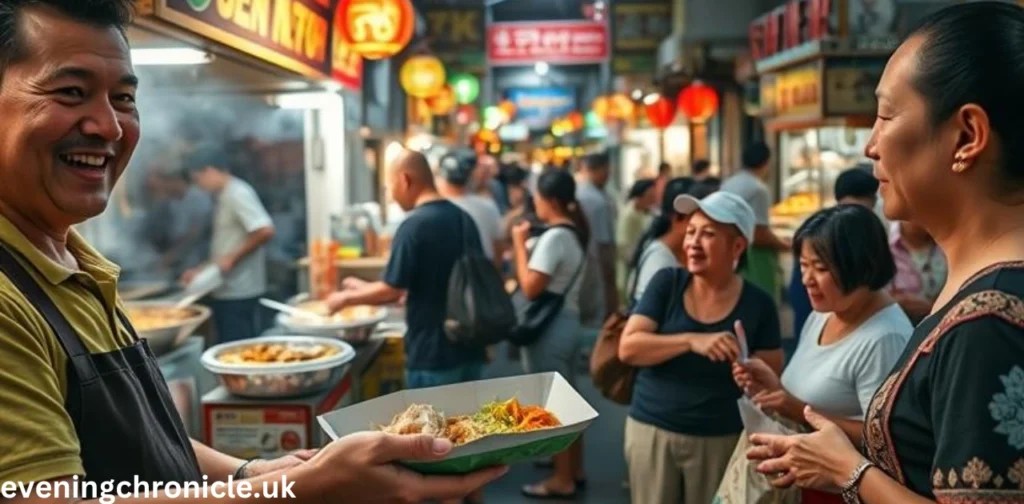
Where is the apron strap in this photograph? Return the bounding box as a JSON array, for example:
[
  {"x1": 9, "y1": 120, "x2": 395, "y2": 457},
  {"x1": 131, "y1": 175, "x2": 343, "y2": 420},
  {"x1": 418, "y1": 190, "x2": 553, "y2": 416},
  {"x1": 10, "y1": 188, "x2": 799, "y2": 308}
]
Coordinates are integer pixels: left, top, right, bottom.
[{"x1": 0, "y1": 246, "x2": 99, "y2": 383}]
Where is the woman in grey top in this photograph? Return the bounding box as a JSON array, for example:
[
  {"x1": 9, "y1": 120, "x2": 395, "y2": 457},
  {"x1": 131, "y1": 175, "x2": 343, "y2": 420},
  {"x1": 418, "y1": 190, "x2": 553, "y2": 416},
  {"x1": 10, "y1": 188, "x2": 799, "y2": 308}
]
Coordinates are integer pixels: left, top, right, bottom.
[
  {"x1": 511, "y1": 169, "x2": 588, "y2": 500},
  {"x1": 733, "y1": 205, "x2": 911, "y2": 503}
]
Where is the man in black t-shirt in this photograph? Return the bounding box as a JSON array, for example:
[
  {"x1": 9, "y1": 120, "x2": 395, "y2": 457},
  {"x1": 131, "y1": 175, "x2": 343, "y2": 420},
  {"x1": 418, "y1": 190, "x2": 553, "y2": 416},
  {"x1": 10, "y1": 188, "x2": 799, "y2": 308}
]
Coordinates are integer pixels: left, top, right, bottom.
[{"x1": 328, "y1": 150, "x2": 486, "y2": 388}]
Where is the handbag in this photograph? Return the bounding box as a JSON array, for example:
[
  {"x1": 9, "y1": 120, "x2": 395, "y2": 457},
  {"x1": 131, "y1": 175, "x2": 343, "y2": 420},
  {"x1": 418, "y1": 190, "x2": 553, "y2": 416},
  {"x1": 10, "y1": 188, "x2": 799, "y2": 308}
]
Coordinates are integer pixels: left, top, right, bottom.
[
  {"x1": 508, "y1": 225, "x2": 586, "y2": 346},
  {"x1": 590, "y1": 248, "x2": 673, "y2": 404}
]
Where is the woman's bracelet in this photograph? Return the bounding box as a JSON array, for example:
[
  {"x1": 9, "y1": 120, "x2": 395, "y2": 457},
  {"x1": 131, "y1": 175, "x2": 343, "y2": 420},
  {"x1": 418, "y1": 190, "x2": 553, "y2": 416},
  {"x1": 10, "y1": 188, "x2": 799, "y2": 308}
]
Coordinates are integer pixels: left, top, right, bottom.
[{"x1": 841, "y1": 458, "x2": 876, "y2": 504}]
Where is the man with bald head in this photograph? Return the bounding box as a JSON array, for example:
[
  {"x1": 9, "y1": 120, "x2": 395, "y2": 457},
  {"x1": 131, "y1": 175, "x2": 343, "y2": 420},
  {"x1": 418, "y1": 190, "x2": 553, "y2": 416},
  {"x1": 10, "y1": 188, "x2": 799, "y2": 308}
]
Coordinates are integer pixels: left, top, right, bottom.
[{"x1": 329, "y1": 149, "x2": 488, "y2": 389}]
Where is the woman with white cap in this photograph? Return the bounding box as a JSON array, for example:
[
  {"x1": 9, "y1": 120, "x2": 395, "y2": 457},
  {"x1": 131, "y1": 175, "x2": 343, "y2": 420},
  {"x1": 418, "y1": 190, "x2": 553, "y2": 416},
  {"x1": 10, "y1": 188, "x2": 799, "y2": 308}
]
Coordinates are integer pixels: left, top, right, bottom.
[{"x1": 618, "y1": 191, "x2": 785, "y2": 504}]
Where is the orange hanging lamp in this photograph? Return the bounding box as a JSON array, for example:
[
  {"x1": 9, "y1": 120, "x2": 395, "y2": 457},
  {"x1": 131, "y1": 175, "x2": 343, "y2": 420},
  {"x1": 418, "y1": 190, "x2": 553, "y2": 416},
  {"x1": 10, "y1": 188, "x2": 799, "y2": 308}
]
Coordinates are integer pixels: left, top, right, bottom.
[{"x1": 426, "y1": 85, "x2": 456, "y2": 115}]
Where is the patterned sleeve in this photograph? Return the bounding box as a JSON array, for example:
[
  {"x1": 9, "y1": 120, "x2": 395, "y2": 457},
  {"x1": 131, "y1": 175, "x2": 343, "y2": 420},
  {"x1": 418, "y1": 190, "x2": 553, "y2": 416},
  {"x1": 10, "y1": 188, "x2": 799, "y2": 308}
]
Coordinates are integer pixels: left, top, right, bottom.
[{"x1": 928, "y1": 315, "x2": 1024, "y2": 503}]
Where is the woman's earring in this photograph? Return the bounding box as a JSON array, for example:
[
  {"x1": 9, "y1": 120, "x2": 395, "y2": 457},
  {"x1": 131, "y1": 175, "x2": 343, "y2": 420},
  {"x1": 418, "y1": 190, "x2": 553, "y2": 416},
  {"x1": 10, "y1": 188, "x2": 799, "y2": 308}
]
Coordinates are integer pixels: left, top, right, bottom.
[{"x1": 953, "y1": 155, "x2": 968, "y2": 173}]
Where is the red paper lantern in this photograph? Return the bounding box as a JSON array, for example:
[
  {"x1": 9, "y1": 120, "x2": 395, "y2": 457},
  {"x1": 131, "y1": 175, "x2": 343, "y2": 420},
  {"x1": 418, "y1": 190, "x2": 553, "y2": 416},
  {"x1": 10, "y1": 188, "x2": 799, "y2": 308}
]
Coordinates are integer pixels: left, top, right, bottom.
[
  {"x1": 455, "y1": 104, "x2": 477, "y2": 125},
  {"x1": 337, "y1": 0, "x2": 415, "y2": 60},
  {"x1": 644, "y1": 94, "x2": 676, "y2": 129},
  {"x1": 677, "y1": 81, "x2": 720, "y2": 123}
]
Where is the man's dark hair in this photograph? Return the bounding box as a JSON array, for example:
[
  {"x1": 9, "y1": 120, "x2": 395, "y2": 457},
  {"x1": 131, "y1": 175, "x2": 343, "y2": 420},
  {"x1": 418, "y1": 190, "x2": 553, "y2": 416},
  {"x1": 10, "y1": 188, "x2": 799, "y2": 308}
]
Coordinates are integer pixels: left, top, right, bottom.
[
  {"x1": 0, "y1": 1, "x2": 134, "y2": 78},
  {"x1": 184, "y1": 144, "x2": 230, "y2": 175},
  {"x1": 439, "y1": 148, "x2": 477, "y2": 186},
  {"x1": 742, "y1": 142, "x2": 771, "y2": 170},
  {"x1": 834, "y1": 166, "x2": 879, "y2": 202},
  {"x1": 658, "y1": 162, "x2": 671, "y2": 177},
  {"x1": 793, "y1": 204, "x2": 895, "y2": 293},
  {"x1": 583, "y1": 152, "x2": 610, "y2": 172},
  {"x1": 626, "y1": 178, "x2": 656, "y2": 201},
  {"x1": 497, "y1": 162, "x2": 528, "y2": 186},
  {"x1": 692, "y1": 159, "x2": 710, "y2": 176}
]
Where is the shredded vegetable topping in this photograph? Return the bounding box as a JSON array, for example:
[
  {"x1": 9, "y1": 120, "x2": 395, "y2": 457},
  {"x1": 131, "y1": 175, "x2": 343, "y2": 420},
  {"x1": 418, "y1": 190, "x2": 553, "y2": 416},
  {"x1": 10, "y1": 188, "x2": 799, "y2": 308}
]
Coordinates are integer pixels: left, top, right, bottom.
[{"x1": 378, "y1": 397, "x2": 561, "y2": 446}]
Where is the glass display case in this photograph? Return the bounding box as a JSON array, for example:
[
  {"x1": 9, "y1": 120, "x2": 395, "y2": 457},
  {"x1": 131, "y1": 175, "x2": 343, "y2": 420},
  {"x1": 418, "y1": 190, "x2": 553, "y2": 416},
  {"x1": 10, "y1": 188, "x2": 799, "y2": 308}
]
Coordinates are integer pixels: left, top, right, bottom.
[{"x1": 771, "y1": 126, "x2": 873, "y2": 236}]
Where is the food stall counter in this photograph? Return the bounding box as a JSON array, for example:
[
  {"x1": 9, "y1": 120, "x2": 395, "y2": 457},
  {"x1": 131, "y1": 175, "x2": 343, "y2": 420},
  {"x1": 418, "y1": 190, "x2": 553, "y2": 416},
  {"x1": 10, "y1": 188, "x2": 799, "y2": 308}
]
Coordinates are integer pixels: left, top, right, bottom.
[{"x1": 201, "y1": 336, "x2": 389, "y2": 459}]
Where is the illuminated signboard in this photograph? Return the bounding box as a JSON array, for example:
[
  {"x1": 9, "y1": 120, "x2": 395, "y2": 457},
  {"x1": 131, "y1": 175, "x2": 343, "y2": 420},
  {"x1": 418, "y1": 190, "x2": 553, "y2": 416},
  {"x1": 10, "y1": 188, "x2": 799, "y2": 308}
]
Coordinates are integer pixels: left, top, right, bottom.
[
  {"x1": 749, "y1": 0, "x2": 832, "y2": 62},
  {"x1": 159, "y1": 0, "x2": 362, "y2": 88}
]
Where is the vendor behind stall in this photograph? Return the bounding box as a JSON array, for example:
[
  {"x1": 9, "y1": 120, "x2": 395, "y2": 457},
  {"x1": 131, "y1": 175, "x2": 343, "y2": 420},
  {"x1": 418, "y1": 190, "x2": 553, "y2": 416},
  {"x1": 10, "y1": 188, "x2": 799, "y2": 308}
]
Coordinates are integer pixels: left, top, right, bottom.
[
  {"x1": 0, "y1": 2, "x2": 505, "y2": 502},
  {"x1": 182, "y1": 145, "x2": 275, "y2": 342}
]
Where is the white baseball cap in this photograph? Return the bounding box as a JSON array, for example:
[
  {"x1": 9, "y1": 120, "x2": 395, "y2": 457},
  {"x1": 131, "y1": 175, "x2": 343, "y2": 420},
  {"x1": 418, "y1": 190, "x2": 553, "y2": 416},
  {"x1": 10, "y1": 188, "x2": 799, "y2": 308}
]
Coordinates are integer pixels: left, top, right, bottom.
[{"x1": 674, "y1": 191, "x2": 756, "y2": 246}]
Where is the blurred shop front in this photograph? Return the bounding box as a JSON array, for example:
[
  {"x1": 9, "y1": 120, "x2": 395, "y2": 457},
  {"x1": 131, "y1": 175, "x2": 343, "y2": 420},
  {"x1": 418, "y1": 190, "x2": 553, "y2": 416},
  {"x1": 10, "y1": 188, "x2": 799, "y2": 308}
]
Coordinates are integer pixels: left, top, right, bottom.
[
  {"x1": 649, "y1": 0, "x2": 756, "y2": 180},
  {"x1": 612, "y1": 0, "x2": 674, "y2": 187},
  {"x1": 748, "y1": 0, "x2": 960, "y2": 237},
  {"x1": 80, "y1": 0, "x2": 364, "y2": 301}
]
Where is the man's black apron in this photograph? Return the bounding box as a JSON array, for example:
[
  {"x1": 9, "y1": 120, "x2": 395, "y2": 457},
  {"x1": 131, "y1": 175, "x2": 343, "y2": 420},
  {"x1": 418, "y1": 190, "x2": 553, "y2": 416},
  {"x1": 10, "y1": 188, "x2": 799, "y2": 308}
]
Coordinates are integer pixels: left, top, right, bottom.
[{"x1": 0, "y1": 246, "x2": 202, "y2": 487}]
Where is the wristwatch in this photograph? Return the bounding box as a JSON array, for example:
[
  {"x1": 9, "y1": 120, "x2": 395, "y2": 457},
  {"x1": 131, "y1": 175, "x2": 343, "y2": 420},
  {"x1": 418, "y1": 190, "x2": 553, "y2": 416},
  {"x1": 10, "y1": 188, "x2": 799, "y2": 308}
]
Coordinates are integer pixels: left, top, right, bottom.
[
  {"x1": 234, "y1": 459, "x2": 257, "y2": 480},
  {"x1": 841, "y1": 459, "x2": 875, "y2": 504}
]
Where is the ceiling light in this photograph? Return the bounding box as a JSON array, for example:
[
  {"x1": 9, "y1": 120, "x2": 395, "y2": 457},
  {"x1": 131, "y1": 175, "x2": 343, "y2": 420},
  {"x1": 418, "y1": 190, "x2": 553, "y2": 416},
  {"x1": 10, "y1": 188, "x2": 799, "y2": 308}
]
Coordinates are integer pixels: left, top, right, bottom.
[
  {"x1": 535, "y1": 61, "x2": 550, "y2": 76},
  {"x1": 273, "y1": 92, "x2": 342, "y2": 110},
  {"x1": 131, "y1": 48, "x2": 213, "y2": 66}
]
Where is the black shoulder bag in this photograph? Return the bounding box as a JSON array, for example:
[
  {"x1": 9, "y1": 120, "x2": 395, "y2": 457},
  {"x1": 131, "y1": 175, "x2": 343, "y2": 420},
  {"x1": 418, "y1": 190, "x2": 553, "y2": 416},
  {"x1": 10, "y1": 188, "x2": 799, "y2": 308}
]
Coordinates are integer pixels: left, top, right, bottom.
[{"x1": 509, "y1": 225, "x2": 586, "y2": 346}]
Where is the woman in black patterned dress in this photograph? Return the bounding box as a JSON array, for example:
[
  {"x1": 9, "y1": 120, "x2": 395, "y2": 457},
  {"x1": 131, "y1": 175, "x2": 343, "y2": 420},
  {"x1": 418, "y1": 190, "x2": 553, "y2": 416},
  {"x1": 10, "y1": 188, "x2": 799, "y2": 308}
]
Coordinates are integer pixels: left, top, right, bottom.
[{"x1": 746, "y1": 3, "x2": 1024, "y2": 504}]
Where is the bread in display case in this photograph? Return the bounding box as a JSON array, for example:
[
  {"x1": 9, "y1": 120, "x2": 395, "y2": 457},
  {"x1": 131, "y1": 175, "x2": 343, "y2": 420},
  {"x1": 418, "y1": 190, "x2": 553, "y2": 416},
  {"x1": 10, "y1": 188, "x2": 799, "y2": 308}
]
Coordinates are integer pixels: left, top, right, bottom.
[{"x1": 772, "y1": 127, "x2": 872, "y2": 235}]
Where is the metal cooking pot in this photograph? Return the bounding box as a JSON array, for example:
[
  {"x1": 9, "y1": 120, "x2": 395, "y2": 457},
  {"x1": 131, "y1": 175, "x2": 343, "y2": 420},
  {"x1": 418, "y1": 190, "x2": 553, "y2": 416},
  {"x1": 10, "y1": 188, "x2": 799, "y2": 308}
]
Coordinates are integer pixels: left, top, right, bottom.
[{"x1": 124, "y1": 301, "x2": 211, "y2": 356}]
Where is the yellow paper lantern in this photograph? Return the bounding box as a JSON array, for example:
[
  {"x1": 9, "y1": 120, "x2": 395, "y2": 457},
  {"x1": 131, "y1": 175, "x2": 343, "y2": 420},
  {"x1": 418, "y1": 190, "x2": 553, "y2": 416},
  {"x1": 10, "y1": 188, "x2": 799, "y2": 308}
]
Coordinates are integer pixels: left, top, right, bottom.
[
  {"x1": 400, "y1": 55, "x2": 446, "y2": 98},
  {"x1": 592, "y1": 96, "x2": 611, "y2": 122}
]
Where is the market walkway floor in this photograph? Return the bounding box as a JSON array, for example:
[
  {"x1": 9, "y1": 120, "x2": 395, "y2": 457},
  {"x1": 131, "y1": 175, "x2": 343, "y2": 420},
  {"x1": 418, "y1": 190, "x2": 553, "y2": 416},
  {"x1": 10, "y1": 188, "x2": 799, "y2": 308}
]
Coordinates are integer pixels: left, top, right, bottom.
[{"x1": 482, "y1": 346, "x2": 631, "y2": 503}]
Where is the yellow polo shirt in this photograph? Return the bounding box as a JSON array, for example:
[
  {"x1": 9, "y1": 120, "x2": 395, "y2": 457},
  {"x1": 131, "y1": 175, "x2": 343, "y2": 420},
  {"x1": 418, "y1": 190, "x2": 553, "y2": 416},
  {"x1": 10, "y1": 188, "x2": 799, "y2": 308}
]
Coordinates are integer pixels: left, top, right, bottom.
[{"x1": 0, "y1": 214, "x2": 134, "y2": 484}]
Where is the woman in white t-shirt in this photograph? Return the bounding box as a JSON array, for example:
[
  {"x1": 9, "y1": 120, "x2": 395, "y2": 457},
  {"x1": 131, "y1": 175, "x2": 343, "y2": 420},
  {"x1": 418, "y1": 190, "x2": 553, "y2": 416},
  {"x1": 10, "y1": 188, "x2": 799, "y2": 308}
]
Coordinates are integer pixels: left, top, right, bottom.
[
  {"x1": 733, "y1": 204, "x2": 912, "y2": 504},
  {"x1": 511, "y1": 168, "x2": 589, "y2": 500}
]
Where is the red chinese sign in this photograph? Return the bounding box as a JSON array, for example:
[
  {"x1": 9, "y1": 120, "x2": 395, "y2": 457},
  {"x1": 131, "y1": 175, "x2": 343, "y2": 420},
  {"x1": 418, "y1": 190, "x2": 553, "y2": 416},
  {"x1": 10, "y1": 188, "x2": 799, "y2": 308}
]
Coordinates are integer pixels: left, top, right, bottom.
[
  {"x1": 749, "y1": 0, "x2": 831, "y2": 61},
  {"x1": 487, "y1": 21, "x2": 609, "y2": 66}
]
